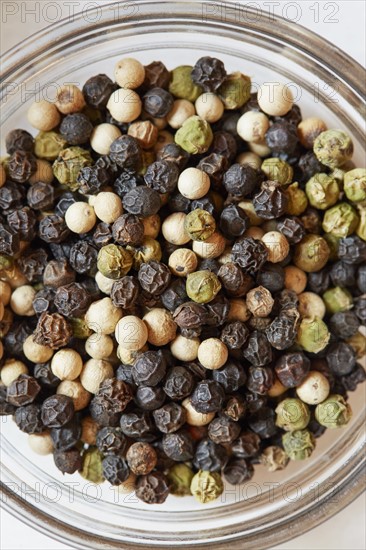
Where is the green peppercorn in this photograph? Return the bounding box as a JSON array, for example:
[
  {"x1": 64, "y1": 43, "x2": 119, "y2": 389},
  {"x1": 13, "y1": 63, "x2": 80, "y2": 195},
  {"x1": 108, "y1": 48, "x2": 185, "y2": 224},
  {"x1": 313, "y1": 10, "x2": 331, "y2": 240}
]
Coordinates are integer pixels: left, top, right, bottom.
[
  {"x1": 217, "y1": 72, "x2": 251, "y2": 109},
  {"x1": 296, "y1": 316, "x2": 330, "y2": 353},
  {"x1": 275, "y1": 398, "x2": 310, "y2": 431},
  {"x1": 259, "y1": 445, "x2": 289, "y2": 472},
  {"x1": 34, "y1": 131, "x2": 67, "y2": 160},
  {"x1": 97, "y1": 244, "x2": 133, "y2": 280},
  {"x1": 185, "y1": 208, "x2": 216, "y2": 241},
  {"x1": 0, "y1": 255, "x2": 14, "y2": 271},
  {"x1": 343, "y1": 168, "x2": 366, "y2": 202},
  {"x1": 356, "y1": 204, "x2": 366, "y2": 241},
  {"x1": 322, "y1": 202, "x2": 359, "y2": 238},
  {"x1": 282, "y1": 429, "x2": 315, "y2": 460},
  {"x1": 315, "y1": 394, "x2": 352, "y2": 428},
  {"x1": 167, "y1": 463, "x2": 194, "y2": 496},
  {"x1": 80, "y1": 447, "x2": 104, "y2": 483},
  {"x1": 305, "y1": 173, "x2": 340, "y2": 210},
  {"x1": 190, "y1": 470, "x2": 224, "y2": 503},
  {"x1": 175, "y1": 115, "x2": 213, "y2": 154},
  {"x1": 261, "y1": 158, "x2": 293, "y2": 185},
  {"x1": 323, "y1": 233, "x2": 340, "y2": 260},
  {"x1": 313, "y1": 129, "x2": 353, "y2": 168},
  {"x1": 70, "y1": 317, "x2": 93, "y2": 339},
  {"x1": 322, "y1": 286, "x2": 353, "y2": 314},
  {"x1": 285, "y1": 182, "x2": 308, "y2": 215},
  {"x1": 186, "y1": 270, "x2": 221, "y2": 304},
  {"x1": 127, "y1": 237, "x2": 162, "y2": 269},
  {"x1": 294, "y1": 234, "x2": 330, "y2": 273},
  {"x1": 169, "y1": 65, "x2": 203, "y2": 102},
  {"x1": 53, "y1": 146, "x2": 93, "y2": 189}
]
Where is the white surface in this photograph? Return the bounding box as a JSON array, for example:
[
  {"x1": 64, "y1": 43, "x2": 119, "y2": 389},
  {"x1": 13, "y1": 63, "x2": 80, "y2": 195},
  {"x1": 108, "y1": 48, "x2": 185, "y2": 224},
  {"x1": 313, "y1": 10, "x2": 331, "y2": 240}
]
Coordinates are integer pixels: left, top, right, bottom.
[{"x1": 1, "y1": 1, "x2": 365, "y2": 549}]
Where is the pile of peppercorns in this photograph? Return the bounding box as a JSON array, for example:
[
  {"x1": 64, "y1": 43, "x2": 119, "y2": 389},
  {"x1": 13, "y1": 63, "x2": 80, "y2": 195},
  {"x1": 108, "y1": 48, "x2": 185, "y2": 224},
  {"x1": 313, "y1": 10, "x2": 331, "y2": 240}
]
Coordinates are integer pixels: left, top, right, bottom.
[{"x1": 1, "y1": 56, "x2": 365, "y2": 505}]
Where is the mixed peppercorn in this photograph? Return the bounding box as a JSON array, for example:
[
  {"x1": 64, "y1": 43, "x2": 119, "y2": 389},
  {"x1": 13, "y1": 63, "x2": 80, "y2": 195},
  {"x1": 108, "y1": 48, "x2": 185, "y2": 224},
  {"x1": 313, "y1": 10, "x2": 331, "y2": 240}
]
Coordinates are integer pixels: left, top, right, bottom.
[{"x1": 1, "y1": 56, "x2": 365, "y2": 505}]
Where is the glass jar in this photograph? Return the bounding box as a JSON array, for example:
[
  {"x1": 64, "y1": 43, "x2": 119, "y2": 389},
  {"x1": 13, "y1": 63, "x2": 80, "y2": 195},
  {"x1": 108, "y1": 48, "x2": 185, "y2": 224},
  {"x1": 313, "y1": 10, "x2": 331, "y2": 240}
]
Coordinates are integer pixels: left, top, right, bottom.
[{"x1": 1, "y1": 2, "x2": 365, "y2": 549}]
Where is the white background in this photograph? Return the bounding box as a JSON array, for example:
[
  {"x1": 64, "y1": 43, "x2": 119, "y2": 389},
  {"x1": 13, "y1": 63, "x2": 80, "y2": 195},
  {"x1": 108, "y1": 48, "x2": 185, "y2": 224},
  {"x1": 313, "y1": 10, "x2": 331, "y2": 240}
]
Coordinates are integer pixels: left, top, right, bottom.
[{"x1": 1, "y1": 1, "x2": 365, "y2": 549}]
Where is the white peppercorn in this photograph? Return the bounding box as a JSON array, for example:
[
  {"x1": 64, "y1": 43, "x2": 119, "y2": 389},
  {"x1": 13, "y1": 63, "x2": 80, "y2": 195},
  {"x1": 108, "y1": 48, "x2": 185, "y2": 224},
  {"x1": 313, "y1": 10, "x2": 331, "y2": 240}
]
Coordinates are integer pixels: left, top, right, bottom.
[
  {"x1": 162, "y1": 212, "x2": 191, "y2": 245},
  {"x1": 298, "y1": 117, "x2": 327, "y2": 149},
  {"x1": 246, "y1": 286, "x2": 274, "y2": 317},
  {"x1": 116, "y1": 472, "x2": 137, "y2": 495},
  {"x1": 51, "y1": 349, "x2": 83, "y2": 381},
  {"x1": 10, "y1": 285, "x2": 36, "y2": 316},
  {"x1": 268, "y1": 377, "x2": 287, "y2": 398},
  {"x1": 167, "y1": 99, "x2": 196, "y2": 129},
  {"x1": 248, "y1": 139, "x2": 271, "y2": 157},
  {"x1": 296, "y1": 371, "x2": 330, "y2": 405},
  {"x1": 182, "y1": 398, "x2": 215, "y2": 426},
  {"x1": 192, "y1": 232, "x2": 226, "y2": 259},
  {"x1": 237, "y1": 111, "x2": 270, "y2": 142},
  {"x1": 85, "y1": 334, "x2": 114, "y2": 360},
  {"x1": 28, "y1": 432, "x2": 54, "y2": 455},
  {"x1": 262, "y1": 231, "x2": 290, "y2": 263},
  {"x1": 107, "y1": 89, "x2": 142, "y2": 123},
  {"x1": 117, "y1": 344, "x2": 148, "y2": 366},
  {"x1": 65, "y1": 202, "x2": 97, "y2": 234},
  {"x1": 284, "y1": 266, "x2": 307, "y2": 294},
  {"x1": 27, "y1": 100, "x2": 61, "y2": 131},
  {"x1": 236, "y1": 151, "x2": 262, "y2": 169},
  {"x1": 80, "y1": 359, "x2": 114, "y2": 394},
  {"x1": 128, "y1": 120, "x2": 158, "y2": 149},
  {"x1": 195, "y1": 93, "x2": 224, "y2": 123},
  {"x1": 298, "y1": 292, "x2": 326, "y2": 319},
  {"x1": 170, "y1": 335, "x2": 200, "y2": 361},
  {"x1": 23, "y1": 335, "x2": 53, "y2": 363},
  {"x1": 257, "y1": 83, "x2": 294, "y2": 116},
  {"x1": 1, "y1": 359, "x2": 28, "y2": 386},
  {"x1": 168, "y1": 248, "x2": 198, "y2": 277},
  {"x1": 115, "y1": 316, "x2": 148, "y2": 350},
  {"x1": 143, "y1": 308, "x2": 177, "y2": 346},
  {"x1": 85, "y1": 297, "x2": 123, "y2": 335},
  {"x1": 143, "y1": 214, "x2": 161, "y2": 239},
  {"x1": 57, "y1": 379, "x2": 91, "y2": 410},
  {"x1": 95, "y1": 271, "x2": 115, "y2": 295},
  {"x1": 93, "y1": 192, "x2": 123, "y2": 224},
  {"x1": 178, "y1": 167, "x2": 210, "y2": 199},
  {"x1": 244, "y1": 226, "x2": 265, "y2": 240},
  {"x1": 90, "y1": 123, "x2": 122, "y2": 155},
  {"x1": 55, "y1": 84, "x2": 86, "y2": 114},
  {"x1": 81, "y1": 416, "x2": 99, "y2": 445},
  {"x1": 198, "y1": 338, "x2": 228, "y2": 370},
  {"x1": 114, "y1": 57, "x2": 145, "y2": 89}
]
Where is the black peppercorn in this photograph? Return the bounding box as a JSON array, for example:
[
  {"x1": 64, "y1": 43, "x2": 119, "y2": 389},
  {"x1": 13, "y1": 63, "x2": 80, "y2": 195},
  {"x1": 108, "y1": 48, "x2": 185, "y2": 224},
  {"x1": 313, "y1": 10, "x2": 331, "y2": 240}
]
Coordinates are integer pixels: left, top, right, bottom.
[
  {"x1": 193, "y1": 438, "x2": 228, "y2": 472},
  {"x1": 330, "y1": 261, "x2": 356, "y2": 288},
  {"x1": 135, "y1": 471, "x2": 169, "y2": 504},
  {"x1": 275, "y1": 352, "x2": 310, "y2": 387},
  {"x1": 135, "y1": 385, "x2": 166, "y2": 411},
  {"x1": 253, "y1": 181, "x2": 288, "y2": 220},
  {"x1": 7, "y1": 150, "x2": 37, "y2": 183},
  {"x1": 190, "y1": 380, "x2": 225, "y2": 414},
  {"x1": 50, "y1": 417, "x2": 82, "y2": 451},
  {"x1": 7, "y1": 206, "x2": 37, "y2": 241},
  {"x1": 157, "y1": 142, "x2": 189, "y2": 171},
  {"x1": 43, "y1": 258, "x2": 76, "y2": 288},
  {"x1": 144, "y1": 61, "x2": 171, "y2": 89},
  {"x1": 162, "y1": 430, "x2": 195, "y2": 461},
  {"x1": 34, "y1": 311, "x2": 73, "y2": 349},
  {"x1": 223, "y1": 457, "x2": 254, "y2": 485},
  {"x1": 34, "y1": 362, "x2": 60, "y2": 388},
  {"x1": 307, "y1": 269, "x2": 330, "y2": 295},
  {"x1": 0, "y1": 385, "x2": 16, "y2": 416},
  {"x1": 277, "y1": 216, "x2": 306, "y2": 245},
  {"x1": 153, "y1": 402, "x2": 187, "y2": 433},
  {"x1": 0, "y1": 222, "x2": 20, "y2": 255},
  {"x1": 14, "y1": 404, "x2": 44, "y2": 433},
  {"x1": 133, "y1": 351, "x2": 167, "y2": 387},
  {"x1": 96, "y1": 426, "x2": 128, "y2": 455},
  {"x1": 219, "y1": 203, "x2": 249, "y2": 238},
  {"x1": 338, "y1": 235, "x2": 366, "y2": 265},
  {"x1": 191, "y1": 56, "x2": 227, "y2": 92},
  {"x1": 231, "y1": 238, "x2": 268, "y2": 274},
  {"x1": 246, "y1": 366, "x2": 274, "y2": 394},
  {"x1": 161, "y1": 279, "x2": 188, "y2": 311},
  {"x1": 265, "y1": 121, "x2": 298, "y2": 155},
  {"x1": 143, "y1": 87, "x2": 174, "y2": 118},
  {"x1": 326, "y1": 342, "x2": 356, "y2": 376},
  {"x1": 0, "y1": 181, "x2": 25, "y2": 212},
  {"x1": 168, "y1": 191, "x2": 191, "y2": 213},
  {"x1": 54, "y1": 448, "x2": 82, "y2": 474},
  {"x1": 297, "y1": 151, "x2": 326, "y2": 182},
  {"x1": 82, "y1": 74, "x2": 116, "y2": 109},
  {"x1": 110, "y1": 276, "x2": 139, "y2": 309},
  {"x1": 120, "y1": 411, "x2": 157, "y2": 441},
  {"x1": 212, "y1": 360, "x2": 247, "y2": 393},
  {"x1": 265, "y1": 313, "x2": 298, "y2": 350},
  {"x1": 173, "y1": 301, "x2": 207, "y2": 329},
  {"x1": 109, "y1": 135, "x2": 142, "y2": 171},
  {"x1": 60, "y1": 113, "x2": 93, "y2": 145},
  {"x1": 6, "y1": 129, "x2": 34, "y2": 154},
  {"x1": 144, "y1": 160, "x2": 179, "y2": 193},
  {"x1": 163, "y1": 366, "x2": 195, "y2": 400},
  {"x1": 223, "y1": 163, "x2": 259, "y2": 197},
  {"x1": 220, "y1": 321, "x2": 249, "y2": 350},
  {"x1": 3, "y1": 320, "x2": 35, "y2": 359},
  {"x1": 197, "y1": 153, "x2": 228, "y2": 189},
  {"x1": 27, "y1": 182, "x2": 55, "y2": 211},
  {"x1": 89, "y1": 395, "x2": 120, "y2": 427},
  {"x1": 256, "y1": 263, "x2": 285, "y2": 293},
  {"x1": 248, "y1": 407, "x2": 277, "y2": 439},
  {"x1": 102, "y1": 454, "x2": 130, "y2": 485},
  {"x1": 6, "y1": 375, "x2": 41, "y2": 407},
  {"x1": 329, "y1": 311, "x2": 360, "y2": 339},
  {"x1": 138, "y1": 261, "x2": 171, "y2": 295},
  {"x1": 18, "y1": 248, "x2": 48, "y2": 283},
  {"x1": 243, "y1": 331, "x2": 273, "y2": 367},
  {"x1": 77, "y1": 165, "x2": 111, "y2": 195},
  {"x1": 69, "y1": 241, "x2": 98, "y2": 275},
  {"x1": 92, "y1": 222, "x2": 113, "y2": 249},
  {"x1": 54, "y1": 282, "x2": 91, "y2": 317},
  {"x1": 208, "y1": 416, "x2": 241, "y2": 444},
  {"x1": 218, "y1": 262, "x2": 253, "y2": 297},
  {"x1": 340, "y1": 363, "x2": 366, "y2": 392},
  {"x1": 38, "y1": 214, "x2": 70, "y2": 243},
  {"x1": 232, "y1": 431, "x2": 261, "y2": 458},
  {"x1": 112, "y1": 214, "x2": 144, "y2": 246},
  {"x1": 209, "y1": 131, "x2": 238, "y2": 161},
  {"x1": 41, "y1": 395, "x2": 74, "y2": 428},
  {"x1": 123, "y1": 186, "x2": 161, "y2": 217}
]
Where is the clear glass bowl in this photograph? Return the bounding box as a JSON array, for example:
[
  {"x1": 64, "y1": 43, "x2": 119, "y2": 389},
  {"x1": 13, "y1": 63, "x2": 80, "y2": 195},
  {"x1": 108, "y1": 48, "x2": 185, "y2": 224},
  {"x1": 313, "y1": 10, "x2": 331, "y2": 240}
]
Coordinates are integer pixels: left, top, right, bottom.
[{"x1": 1, "y1": 2, "x2": 365, "y2": 549}]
